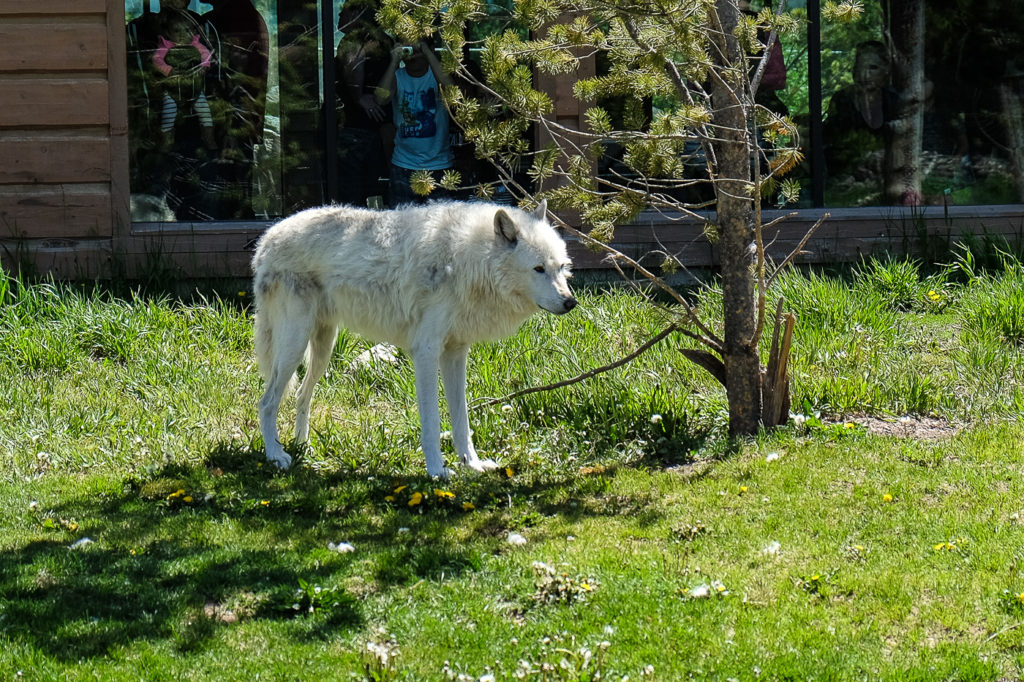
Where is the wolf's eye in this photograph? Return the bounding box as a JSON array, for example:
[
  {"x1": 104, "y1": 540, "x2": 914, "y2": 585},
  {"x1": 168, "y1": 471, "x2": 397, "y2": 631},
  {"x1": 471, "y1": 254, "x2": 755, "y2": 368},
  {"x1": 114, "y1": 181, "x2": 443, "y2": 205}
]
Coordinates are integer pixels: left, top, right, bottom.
[{"x1": 534, "y1": 266, "x2": 545, "y2": 273}]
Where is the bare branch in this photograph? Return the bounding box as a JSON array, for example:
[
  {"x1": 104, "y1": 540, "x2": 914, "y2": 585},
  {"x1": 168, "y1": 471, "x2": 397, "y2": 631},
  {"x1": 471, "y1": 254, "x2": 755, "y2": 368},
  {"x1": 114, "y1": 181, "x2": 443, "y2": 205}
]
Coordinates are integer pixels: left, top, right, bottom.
[
  {"x1": 767, "y1": 212, "x2": 831, "y2": 286},
  {"x1": 473, "y1": 322, "x2": 680, "y2": 408}
]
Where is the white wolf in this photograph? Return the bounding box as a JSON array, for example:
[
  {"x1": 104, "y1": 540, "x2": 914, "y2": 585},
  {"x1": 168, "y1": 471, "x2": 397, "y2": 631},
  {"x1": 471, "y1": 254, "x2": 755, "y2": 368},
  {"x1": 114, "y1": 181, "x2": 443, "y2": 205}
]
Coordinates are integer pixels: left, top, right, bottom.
[{"x1": 251, "y1": 199, "x2": 577, "y2": 478}]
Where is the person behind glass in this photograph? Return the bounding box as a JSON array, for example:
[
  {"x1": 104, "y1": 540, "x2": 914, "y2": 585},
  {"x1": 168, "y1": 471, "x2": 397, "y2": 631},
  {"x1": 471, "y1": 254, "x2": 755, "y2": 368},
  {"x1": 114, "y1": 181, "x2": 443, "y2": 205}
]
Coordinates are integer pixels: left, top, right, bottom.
[
  {"x1": 375, "y1": 38, "x2": 454, "y2": 207},
  {"x1": 823, "y1": 40, "x2": 898, "y2": 179},
  {"x1": 151, "y1": 0, "x2": 217, "y2": 152}
]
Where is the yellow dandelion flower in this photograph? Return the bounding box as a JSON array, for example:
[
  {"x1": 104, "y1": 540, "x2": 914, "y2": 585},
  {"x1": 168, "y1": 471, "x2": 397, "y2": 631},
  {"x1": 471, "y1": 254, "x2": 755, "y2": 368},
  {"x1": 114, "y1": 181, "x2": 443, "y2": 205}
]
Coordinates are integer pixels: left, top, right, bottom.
[
  {"x1": 581, "y1": 582, "x2": 593, "y2": 591},
  {"x1": 408, "y1": 492, "x2": 423, "y2": 507},
  {"x1": 739, "y1": 485, "x2": 748, "y2": 494},
  {"x1": 462, "y1": 502, "x2": 475, "y2": 511},
  {"x1": 811, "y1": 574, "x2": 820, "y2": 582},
  {"x1": 260, "y1": 500, "x2": 270, "y2": 506},
  {"x1": 1017, "y1": 592, "x2": 1024, "y2": 603},
  {"x1": 393, "y1": 485, "x2": 408, "y2": 494},
  {"x1": 183, "y1": 496, "x2": 193, "y2": 503},
  {"x1": 505, "y1": 467, "x2": 514, "y2": 478},
  {"x1": 238, "y1": 291, "x2": 247, "y2": 297},
  {"x1": 68, "y1": 522, "x2": 79, "y2": 531},
  {"x1": 434, "y1": 489, "x2": 455, "y2": 499},
  {"x1": 854, "y1": 545, "x2": 865, "y2": 552},
  {"x1": 844, "y1": 422, "x2": 856, "y2": 429},
  {"x1": 883, "y1": 493, "x2": 893, "y2": 502},
  {"x1": 384, "y1": 495, "x2": 395, "y2": 502}
]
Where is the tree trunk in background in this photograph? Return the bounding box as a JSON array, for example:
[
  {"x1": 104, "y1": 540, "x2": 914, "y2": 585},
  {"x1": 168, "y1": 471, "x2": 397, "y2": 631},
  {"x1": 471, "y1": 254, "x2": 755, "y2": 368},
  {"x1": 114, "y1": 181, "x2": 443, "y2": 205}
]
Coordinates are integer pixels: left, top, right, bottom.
[
  {"x1": 999, "y1": 82, "x2": 1024, "y2": 203},
  {"x1": 885, "y1": 0, "x2": 925, "y2": 206},
  {"x1": 711, "y1": 0, "x2": 761, "y2": 436}
]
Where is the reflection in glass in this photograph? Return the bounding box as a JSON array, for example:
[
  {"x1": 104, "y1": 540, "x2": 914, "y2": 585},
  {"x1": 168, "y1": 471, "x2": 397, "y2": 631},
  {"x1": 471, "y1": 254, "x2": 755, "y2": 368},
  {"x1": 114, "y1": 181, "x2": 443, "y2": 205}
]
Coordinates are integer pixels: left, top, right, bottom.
[
  {"x1": 126, "y1": 0, "x2": 324, "y2": 221},
  {"x1": 821, "y1": 0, "x2": 1024, "y2": 208}
]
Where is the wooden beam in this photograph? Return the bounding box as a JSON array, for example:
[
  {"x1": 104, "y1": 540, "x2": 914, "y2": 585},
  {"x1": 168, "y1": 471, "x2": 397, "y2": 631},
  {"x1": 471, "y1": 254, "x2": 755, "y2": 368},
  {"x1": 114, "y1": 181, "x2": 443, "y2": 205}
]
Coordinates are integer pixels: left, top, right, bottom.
[
  {"x1": 0, "y1": 185, "x2": 112, "y2": 239},
  {"x1": 0, "y1": 79, "x2": 109, "y2": 128},
  {"x1": 0, "y1": 136, "x2": 110, "y2": 184},
  {"x1": 0, "y1": 24, "x2": 108, "y2": 73},
  {"x1": 107, "y1": 0, "x2": 131, "y2": 246},
  {"x1": 0, "y1": 0, "x2": 106, "y2": 16}
]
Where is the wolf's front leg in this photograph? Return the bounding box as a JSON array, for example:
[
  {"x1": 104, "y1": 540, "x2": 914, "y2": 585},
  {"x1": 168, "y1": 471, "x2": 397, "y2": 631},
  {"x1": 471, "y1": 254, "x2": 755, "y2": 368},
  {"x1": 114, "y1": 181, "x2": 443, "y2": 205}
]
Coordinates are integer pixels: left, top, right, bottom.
[
  {"x1": 441, "y1": 345, "x2": 499, "y2": 473},
  {"x1": 412, "y1": 340, "x2": 454, "y2": 479}
]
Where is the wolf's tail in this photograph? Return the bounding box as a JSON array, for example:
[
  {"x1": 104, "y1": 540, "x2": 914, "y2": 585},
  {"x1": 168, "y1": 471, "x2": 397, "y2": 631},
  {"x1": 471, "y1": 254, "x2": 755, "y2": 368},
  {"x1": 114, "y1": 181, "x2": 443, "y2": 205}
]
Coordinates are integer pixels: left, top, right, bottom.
[
  {"x1": 253, "y1": 300, "x2": 302, "y2": 394},
  {"x1": 253, "y1": 309, "x2": 273, "y2": 383}
]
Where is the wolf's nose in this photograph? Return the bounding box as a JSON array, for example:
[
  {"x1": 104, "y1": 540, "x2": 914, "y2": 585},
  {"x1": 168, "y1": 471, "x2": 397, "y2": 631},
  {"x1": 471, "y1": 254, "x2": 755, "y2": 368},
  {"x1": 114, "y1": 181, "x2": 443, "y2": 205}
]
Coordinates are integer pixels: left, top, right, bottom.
[{"x1": 563, "y1": 297, "x2": 578, "y2": 312}]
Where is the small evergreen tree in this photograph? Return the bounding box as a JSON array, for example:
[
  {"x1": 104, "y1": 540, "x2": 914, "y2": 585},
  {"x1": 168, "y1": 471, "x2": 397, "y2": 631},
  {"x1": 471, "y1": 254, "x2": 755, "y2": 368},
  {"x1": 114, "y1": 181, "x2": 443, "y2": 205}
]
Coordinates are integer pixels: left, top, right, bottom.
[{"x1": 378, "y1": 0, "x2": 861, "y2": 436}]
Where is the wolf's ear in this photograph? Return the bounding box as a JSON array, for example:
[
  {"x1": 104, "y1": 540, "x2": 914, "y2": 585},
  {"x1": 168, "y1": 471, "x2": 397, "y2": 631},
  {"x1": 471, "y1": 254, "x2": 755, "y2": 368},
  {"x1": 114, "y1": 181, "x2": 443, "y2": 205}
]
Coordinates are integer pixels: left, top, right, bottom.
[
  {"x1": 531, "y1": 199, "x2": 548, "y2": 221},
  {"x1": 494, "y1": 209, "x2": 518, "y2": 246}
]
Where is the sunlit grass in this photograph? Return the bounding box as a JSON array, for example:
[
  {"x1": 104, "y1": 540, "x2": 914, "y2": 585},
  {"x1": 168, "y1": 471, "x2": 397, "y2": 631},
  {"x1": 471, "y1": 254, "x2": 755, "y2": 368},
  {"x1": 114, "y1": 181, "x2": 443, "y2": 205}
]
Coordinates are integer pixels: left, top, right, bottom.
[{"x1": 2, "y1": 260, "x2": 1024, "y2": 679}]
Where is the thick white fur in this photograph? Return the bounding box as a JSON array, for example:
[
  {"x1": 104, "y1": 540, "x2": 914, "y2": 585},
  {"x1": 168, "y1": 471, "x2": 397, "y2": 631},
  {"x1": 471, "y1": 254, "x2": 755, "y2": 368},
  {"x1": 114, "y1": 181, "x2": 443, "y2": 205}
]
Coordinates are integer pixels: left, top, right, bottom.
[{"x1": 251, "y1": 200, "x2": 576, "y2": 478}]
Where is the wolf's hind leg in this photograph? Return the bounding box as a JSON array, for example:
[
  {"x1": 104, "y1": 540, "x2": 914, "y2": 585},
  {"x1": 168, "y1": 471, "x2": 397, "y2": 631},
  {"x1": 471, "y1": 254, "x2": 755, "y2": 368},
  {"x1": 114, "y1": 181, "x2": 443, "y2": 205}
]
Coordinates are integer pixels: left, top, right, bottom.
[
  {"x1": 294, "y1": 321, "x2": 337, "y2": 445},
  {"x1": 257, "y1": 297, "x2": 315, "y2": 468}
]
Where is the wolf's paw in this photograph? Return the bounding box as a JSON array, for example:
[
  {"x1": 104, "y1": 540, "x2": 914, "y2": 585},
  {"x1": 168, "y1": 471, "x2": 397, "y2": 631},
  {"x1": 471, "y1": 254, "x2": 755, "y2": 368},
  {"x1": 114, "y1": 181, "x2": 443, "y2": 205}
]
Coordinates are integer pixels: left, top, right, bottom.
[
  {"x1": 427, "y1": 466, "x2": 456, "y2": 479},
  {"x1": 464, "y1": 457, "x2": 500, "y2": 473},
  {"x1": 266, "y1": 448, "x2": 292, "y2": 469}
]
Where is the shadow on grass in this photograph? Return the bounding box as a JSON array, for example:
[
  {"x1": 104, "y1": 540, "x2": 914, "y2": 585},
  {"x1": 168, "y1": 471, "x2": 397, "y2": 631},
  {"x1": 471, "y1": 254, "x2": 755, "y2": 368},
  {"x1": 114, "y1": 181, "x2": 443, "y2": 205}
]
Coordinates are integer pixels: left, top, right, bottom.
[{"x1": 1, "y1": 413, "x2": 725, "y2": 663}]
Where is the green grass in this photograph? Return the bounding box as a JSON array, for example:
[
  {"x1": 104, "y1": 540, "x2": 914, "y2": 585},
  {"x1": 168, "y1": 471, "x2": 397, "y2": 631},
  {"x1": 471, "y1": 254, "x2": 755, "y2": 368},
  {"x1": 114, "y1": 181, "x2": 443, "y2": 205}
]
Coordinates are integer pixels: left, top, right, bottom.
[{"x1": 2, "y1": 260, "x2": 1024, "y2": 680}]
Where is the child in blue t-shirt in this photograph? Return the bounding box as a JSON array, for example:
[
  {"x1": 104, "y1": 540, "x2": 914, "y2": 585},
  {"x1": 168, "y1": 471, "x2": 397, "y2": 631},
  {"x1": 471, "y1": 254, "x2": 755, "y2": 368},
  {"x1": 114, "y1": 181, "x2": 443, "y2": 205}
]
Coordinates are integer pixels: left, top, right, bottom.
[{"x1": 375, "y1": 39, "x2": 455, "y2": 207}]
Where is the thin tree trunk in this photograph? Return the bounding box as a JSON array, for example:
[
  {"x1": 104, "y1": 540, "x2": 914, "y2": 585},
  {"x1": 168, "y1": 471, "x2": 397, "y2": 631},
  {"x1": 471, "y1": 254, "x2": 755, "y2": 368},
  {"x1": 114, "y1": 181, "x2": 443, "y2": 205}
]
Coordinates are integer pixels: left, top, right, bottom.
[{"x1": 711, "y1": 0, "x2": 762, "y2": 436}]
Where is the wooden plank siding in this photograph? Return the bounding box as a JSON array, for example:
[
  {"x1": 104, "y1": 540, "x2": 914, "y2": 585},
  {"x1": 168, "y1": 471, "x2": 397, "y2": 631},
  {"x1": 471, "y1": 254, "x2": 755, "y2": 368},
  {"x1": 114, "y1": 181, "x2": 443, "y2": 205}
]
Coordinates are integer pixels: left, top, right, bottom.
[
  {"x1": 565, "y1": 205, "x2": 1024, "y2": 272},
  {"x1": 0, "y1": 0, "x2": 119, "y2": 268}
]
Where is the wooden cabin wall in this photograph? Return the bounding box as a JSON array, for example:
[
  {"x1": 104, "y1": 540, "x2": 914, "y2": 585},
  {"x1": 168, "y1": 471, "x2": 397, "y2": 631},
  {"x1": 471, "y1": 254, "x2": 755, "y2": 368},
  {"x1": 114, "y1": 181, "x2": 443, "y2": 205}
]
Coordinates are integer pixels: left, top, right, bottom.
[{"x1": 0, "y1": 0, "x2": 127, "y2": 278}]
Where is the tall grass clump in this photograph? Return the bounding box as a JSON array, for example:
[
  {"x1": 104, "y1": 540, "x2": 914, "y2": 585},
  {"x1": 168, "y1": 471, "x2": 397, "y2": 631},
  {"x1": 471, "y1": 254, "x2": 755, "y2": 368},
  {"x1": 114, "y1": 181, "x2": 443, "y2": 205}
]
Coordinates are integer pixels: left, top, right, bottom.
[{"x1": 957, "y1": 255, "x2": 1024, "y2": 345}]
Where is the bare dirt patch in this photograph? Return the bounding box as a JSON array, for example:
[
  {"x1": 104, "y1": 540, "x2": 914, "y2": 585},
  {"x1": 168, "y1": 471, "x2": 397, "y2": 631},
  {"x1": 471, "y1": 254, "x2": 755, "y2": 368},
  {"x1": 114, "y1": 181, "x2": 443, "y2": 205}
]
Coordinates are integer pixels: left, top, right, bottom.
[{"x1": 852, "y1": 415, "x2": 959, "y2": 440}]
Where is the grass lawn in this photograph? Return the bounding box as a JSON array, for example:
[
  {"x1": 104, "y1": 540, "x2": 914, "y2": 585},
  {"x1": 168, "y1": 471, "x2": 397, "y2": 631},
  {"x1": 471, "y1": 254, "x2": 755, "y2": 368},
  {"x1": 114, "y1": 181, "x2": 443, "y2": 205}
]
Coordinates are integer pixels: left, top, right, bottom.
[{"x1": 1, "y1": 257, "x2": 1024, "y2": 680}]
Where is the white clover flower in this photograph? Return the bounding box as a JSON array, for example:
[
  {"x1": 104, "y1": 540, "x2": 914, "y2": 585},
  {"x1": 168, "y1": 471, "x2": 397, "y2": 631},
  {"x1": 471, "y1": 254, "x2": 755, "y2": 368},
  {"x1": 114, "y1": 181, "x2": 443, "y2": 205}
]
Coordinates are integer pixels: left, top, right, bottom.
[
  {"x1": 765, "y1": 452, "x2": 780, "y2": 462},
  {"x1": 328, "y1": 541, "x2": 355, "y2": 553},
  {"x1": 650, "y1": 414, "x2": 663, "y2": 424},
  {"x1": 689, "y1": 583, "x2": 711, "y2": 599},
  {"x1": 507, "y1": 532, "x2": 527, "y2": 546},
  {"x1": 68, "y1": 537, "x2": 94, "y2": 550},
  {"x1": 763, "y1": 541, "x2": 781, "y2": 555}
]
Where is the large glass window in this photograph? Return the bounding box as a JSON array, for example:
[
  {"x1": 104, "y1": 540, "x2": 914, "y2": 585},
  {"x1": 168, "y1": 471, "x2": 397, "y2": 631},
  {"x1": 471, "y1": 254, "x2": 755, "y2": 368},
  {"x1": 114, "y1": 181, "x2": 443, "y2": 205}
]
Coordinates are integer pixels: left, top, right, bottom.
[{"x1": 125, "y1": 0, "x2": 1023, "y2": 222}]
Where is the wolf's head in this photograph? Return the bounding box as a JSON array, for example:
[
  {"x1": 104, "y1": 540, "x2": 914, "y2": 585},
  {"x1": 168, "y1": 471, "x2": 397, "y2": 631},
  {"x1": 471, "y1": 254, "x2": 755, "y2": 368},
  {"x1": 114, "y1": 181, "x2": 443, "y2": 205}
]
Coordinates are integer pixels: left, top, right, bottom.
[{"x1": 494, "y1": 200, "x2": 577, "y2": 315}]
